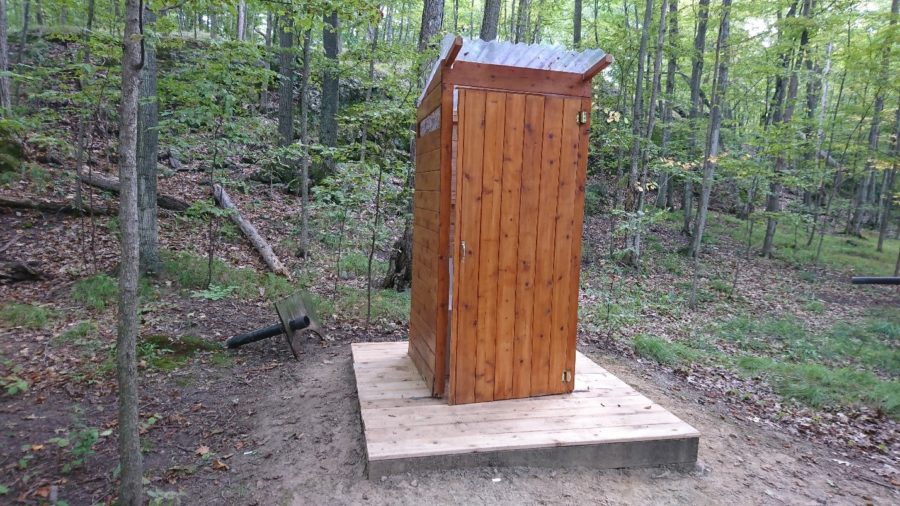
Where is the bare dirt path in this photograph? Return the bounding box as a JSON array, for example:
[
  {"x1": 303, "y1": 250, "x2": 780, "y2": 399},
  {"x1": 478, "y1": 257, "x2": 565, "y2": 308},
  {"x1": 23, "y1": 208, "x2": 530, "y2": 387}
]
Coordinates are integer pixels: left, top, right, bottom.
[{"x1": 188, "y1": 339, "x2": 898, "y2": 506}]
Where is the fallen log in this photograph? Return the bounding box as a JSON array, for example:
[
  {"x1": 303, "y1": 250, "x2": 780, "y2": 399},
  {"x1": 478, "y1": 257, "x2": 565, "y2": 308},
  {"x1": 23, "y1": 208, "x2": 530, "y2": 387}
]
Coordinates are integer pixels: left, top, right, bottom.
[
  {"x1": 79, "y1": 172, "x2": 191, "y2": 212},
  {"x1": 0, "y1": 260, "x2": 43, "y2": 282},
  {"x1": 212, "y1": 184, "x2": 292, "y2": 280},
  {"x1": 0, "y1": 195, "x2": 116, "y2": 215}
]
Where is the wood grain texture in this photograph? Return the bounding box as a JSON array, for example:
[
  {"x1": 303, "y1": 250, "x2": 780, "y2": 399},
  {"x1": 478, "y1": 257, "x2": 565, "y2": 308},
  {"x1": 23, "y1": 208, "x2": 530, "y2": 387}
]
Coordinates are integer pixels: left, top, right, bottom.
[
  {"x1": 547, "y1": 98, "x2": 581, "y2": 394},
  {"x1": 565, "y1": 97, "x2": 591, "y2": 384},
  {"x1": 445, "y1": 62, "x2": 592, "y2": 98},
  {"x1": 493, "y1": 93, "x2": 526, "y2": 400},
  {"x1": 450, "y1": 89, "x2": 486, "y2": 405},
  {"x1": 474, "y1": 91, "x2": 506, "y2": 403},
  {"x1": 512, "y1": 94, "x2": 545, "y2": 399},
  {"x1": 353, "y1": 342, "x2": 700, "y2": 476},
  {"x1": 530, "y1": 97, "x2": 564, "y2": 396}
]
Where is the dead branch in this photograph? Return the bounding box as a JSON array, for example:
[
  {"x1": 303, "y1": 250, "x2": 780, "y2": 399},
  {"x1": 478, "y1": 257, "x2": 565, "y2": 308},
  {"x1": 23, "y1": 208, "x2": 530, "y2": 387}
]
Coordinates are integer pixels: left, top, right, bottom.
[
  {"x1": 79, "y1": 172, "x2": 191, "y2": 212},
  {"x1": 0, "y1": 195, "x2": 116, "y2": 215},
  {"x1": 212, "y1": 184, "x2": 292, "y2": 280}
]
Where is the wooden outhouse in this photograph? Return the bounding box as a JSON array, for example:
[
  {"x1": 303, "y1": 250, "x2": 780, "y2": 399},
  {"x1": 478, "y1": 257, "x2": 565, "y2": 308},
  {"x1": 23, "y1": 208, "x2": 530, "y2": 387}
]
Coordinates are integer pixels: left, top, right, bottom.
[{"x1": 409, "y1": 36, "x2": 613, "y2": 405}]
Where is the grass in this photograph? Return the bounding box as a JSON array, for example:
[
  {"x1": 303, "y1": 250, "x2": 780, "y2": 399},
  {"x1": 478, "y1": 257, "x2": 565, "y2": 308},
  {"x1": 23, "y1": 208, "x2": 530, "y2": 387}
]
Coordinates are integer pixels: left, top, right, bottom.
[
  {"x1": 71, "y1": 274, "x2": 118, "y2": 310},
  {"x1": 737, "y1": 356, "x2": 900, "y2": 418},
  {"x1": 633, "y1": 334, "x2": 705, "y2": 366},
  {"x1": 0, "y1": 303, "x2": 52, "y2": 329},
  {"x1": 161, "y1": 250, "x2": 294, "y2": 301},
  {"x1": 99, "y1": 334, "x2": 224, "y2": 374},
  {"x1": 324, "y1": 286, "x2": 410, "y2": 322},
  {"x1": 706, "y1": 212, "x2": 900, "y2": 275}
]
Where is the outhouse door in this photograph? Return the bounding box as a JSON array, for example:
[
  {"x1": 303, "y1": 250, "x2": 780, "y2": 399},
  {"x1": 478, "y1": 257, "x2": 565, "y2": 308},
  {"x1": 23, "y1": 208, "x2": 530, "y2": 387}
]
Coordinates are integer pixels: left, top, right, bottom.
[{"x1": 448, "y1": 88, "x2": 589, "y2": 405}]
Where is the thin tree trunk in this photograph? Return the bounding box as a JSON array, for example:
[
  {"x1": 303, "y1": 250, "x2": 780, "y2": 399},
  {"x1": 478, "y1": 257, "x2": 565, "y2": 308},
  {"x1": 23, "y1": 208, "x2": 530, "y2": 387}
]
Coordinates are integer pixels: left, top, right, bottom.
[
  {"x1": 137, "y1": 6, "x2": 159, "y2": 275},
  {"x1": 117, "y1": 0, "x2": 143, "y2": 503},
  {"x1": 366, "y1": 164, "x2": 384, "y2": 327},
  {"x1": 298, "y1": 30, "x2": 312, "y2": 257},
  {"x1": 689, "y1": 0, "x2": 731, "y2": 258},
  {"x1": 623, "y1": 0, "x2": 654, "y2": 263},
  {"x1": 655, "y1": 0, "x2": 678, "y2": 209},
  {"x1": 574, "y1": 0, "x2": 582, "y2": 47},
  {"x1": 683, "y1": 0, "x2": 710, "y2": 236},
  {"x1": 277, "y1": 17, "x2": 294, "y2": 146},
  {"x1": 0, "y1": 0, "x2": 11, "y2": 111},
  {"x1": 17, "y1": 0, "x2": 28, "y2": 65},
  {"x1": 237, "y1": 1, "x2": 246, "y2": 40},
  {"x1": 515, "y1": 0, "x2": 530, "y2": 43},
  {"x1": 480, "y1": 0, "x2": 501, "y2": 40},
  {"x1": 320, "y1": 11, "x2": 340, "y2": 176},
  {"x1": 877, "y1": 100, "x2": 899, "y2": 252}
]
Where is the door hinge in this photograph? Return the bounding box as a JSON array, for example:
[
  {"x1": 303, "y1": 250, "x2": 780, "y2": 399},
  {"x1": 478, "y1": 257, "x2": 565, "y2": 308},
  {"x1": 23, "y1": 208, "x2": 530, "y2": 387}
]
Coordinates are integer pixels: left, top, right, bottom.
[
  {"x1": 460, "y1": 240, "x2": 467, "y2": 262},
  {"x1": 576, "y1": 111, "x2": 589, "y2": 125},
  {"x1": 561, "y1": 370, "x2": 573, "y2": 383}
]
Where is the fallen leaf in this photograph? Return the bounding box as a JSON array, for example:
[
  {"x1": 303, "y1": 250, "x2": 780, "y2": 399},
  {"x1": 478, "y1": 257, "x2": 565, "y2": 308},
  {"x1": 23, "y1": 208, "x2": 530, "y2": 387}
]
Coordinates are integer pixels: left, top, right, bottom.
[
  {"x1": 30, "y1": 444, "x2": 44, "y2": 452},
  {"x1": 196, "y1": 445, "x2": 210, "y2": 456},
  {"x1": 34, "y1": 487, "x2": 50, "y2": 498},
  {"x1": 212, "y1": 459, "x2": 229, "y2": 471}
]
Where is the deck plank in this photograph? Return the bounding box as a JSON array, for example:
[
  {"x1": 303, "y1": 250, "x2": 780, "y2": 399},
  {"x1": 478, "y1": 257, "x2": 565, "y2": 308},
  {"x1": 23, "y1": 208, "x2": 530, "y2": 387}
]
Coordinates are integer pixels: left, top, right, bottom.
[{"x1": 352, "y1": 342, "x2": 700, "y2": 476}]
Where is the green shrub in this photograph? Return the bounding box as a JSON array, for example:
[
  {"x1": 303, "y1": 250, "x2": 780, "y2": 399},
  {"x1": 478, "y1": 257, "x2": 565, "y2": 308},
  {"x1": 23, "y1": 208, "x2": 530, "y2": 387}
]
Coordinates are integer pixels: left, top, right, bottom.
[{"x1": 0, "y1": 303, "x2": 51, "y2": 329}]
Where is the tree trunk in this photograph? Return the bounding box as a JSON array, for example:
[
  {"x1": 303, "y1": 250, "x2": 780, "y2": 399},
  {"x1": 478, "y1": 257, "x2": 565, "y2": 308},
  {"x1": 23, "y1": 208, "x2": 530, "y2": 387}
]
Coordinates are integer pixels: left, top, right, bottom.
[
  {"x1": 515, "y1": 0, "x2": 530, "y2": 43},
  {"x1": 655, "y1": 0, "x2": 677, "y2": 209},
  {"x1": 237, "y1": 1, "x2": 246, "y2": 40},
  {"x1": 384, "y1": 0, "x2": 444, "y2": 291},
  {"x1": 137, "y1": 6, "x2": 159, "y2": 275},
  {"x1": 683, "y1": 0, "x2": 710, "y2": 235},
  {"x1": 420, "y1": 0, "x2": 444, "y2": 49},
  {"x1": 298, "y1": 30, "x2": 312, "y2": 257},
  {"x1": 689, "y1": 0, "x2": 731, "y2": 258},
  {"x1": 320, "y1": 11, "x2": 340, "y2": 176},
  {"x1": 0, "y1": 0, "x2": 11, "y2": 110},
  {"x1": 623, "y1": 0, "x2": 654, "y2": 262},
  {"x1": 761, "y1": 0, "x2": 802, "y2": 257},
  {"x1": 277, "y1": 17, "x2": 294, "y2": 146},
  {"x1": 877, "y1": 100, "x2": 899, "y2": 252},
  {"x1": 0, "y1": 194, "x2": 115, "y2": 214},
  {"x1": 213, "y1": 184, "x2": 292, "y2": 279},
  {"x1": 480, "y1": 0, "x2": 501, "y2": 40},
  {"x1": 79, "y1": 172, "x2": 189, "y2": 211},
  {"x1": 17, "y1": 0, "x2": 28, "y2": 65},
  {"x1": 574, "y1": 0, "x2": 582, "y2": 47},
  {"x1": 117, "y1": 0, "x2": 143, "y2": 503}
]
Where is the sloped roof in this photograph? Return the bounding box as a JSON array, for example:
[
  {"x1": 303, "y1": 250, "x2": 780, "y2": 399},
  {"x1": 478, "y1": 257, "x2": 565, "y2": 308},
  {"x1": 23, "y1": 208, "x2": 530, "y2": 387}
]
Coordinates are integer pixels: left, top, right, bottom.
[{"x1": 420, "y1": 35, "x2": 610, "y2": 104}]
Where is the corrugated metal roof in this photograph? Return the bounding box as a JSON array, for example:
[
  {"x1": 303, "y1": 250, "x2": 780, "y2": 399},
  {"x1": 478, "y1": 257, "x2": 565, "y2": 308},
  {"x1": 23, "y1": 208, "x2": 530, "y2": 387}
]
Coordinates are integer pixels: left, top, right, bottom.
[{"x1": 419, "y1": 35, "x2": 609, "y2": 104}]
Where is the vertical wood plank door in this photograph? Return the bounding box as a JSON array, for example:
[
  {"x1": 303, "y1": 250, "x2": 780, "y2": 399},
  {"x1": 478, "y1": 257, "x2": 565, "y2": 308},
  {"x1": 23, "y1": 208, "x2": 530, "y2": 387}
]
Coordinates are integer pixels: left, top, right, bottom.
[{"x1": 449, "y1": 89, "x2": 588, "y2": 404}]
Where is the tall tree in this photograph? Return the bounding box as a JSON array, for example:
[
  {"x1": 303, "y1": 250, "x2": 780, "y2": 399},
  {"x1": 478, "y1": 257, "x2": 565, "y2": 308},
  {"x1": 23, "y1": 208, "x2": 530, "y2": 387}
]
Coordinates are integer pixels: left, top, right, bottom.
[
  {"x1": 654, "y1": 0, "x2": 678, "y2": 209},
  {"x1": 690, "y1": 0, "x2": 731, "y2": 258},
  {"x1": 574, "y1": 0, "x2": 583, "y2": 47},
  {"x1": 237, "y1": 1, "x2": 247, "y2": 40},
  {"x1": 277, "y1": 16, "x2": 294, "y2": 147},
  {"x1": 480, "y1": 0, "x2": 501, "y2": 40},
  {"x1": 321, "y1": 10, "x2": 340, "y2": 174},
  {"x1": 0, "y1": 0, "x2": 10, "y2": 110},
  {"x1": 762, "y1": 0, "x2": 806, "y2": 256},
  {"x1": 420, "y1": 0, "x2": 444, "y2": 49},
  {"x1": 623, "y1": 0, "x2": 654, "y2": 263},
  {"x1": 117, "y1": 0, "x2": 144, "y2": 502},
  {"x1": 298, "y1": 30, "x2": 312, "y2": 257},
  {"x1": 848, "y1": 0, "x2": 897, "y2": 237},
  {"x1": 137, "y1": 6, "x2": 160, "y2": 274},
  {"x1": 682, "y1": 0, "x2": 710, "y2": 235},
  {"x1": 515, "y1": 0, "x2": 530, "y2": 43},
  {"x1": 877, "y1": 98, "x2": 899, "y2": 252}
]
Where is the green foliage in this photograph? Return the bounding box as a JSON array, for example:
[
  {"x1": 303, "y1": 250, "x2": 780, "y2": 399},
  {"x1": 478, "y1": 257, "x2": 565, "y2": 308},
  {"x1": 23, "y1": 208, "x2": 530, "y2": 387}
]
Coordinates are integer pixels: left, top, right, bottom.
[
  {"x1": 737, "y1": 357, "x2": 899, "y2": 418},
  {"x1": 190, "y1": 284, "x2": 237, "y2": 301},
  {"x1": 633, "y1": 334, "x2": 703, "y2": 366},
  {"x1": 72, "y1": 274, "x2": 118, "y2": 310},
  {"x1": 161, "y1": 251, "x2": 294, "y2": 301},
  {"x1": 0, "y1": 303, "x2": 52, "y2": 329},
  {"x1": 1, "y1": 375, "x2": 28, "y2": 396}
]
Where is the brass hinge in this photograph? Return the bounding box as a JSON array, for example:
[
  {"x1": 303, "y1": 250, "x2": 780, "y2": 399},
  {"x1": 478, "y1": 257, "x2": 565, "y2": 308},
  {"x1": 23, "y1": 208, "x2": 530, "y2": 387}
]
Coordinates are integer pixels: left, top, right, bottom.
[
  {"x1": 561, "y1": 370, "x2": 573, "y2": 383},
  {"x1": 576, "y1": 111, "x2": 589, "y2": 125}
]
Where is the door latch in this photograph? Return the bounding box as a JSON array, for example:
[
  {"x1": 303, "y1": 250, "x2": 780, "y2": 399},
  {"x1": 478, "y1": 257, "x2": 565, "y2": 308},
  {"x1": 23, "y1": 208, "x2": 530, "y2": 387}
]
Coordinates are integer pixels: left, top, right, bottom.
[
  {"x1": 561, "y1": 370, "x2": 573, "y2": 383},
  {"x1": 576, "y1": 111, "x2": 588, "y2": 125},
  {"x1": 460, "y1": 241, "x2": 467, "y2": 262}
]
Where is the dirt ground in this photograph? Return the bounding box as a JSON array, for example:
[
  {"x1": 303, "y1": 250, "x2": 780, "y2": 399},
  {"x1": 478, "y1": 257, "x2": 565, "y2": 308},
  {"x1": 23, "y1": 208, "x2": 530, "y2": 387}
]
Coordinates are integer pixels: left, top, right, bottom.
[{"x1": 183, "y1": 336, "x2": 899, "y2": 506}]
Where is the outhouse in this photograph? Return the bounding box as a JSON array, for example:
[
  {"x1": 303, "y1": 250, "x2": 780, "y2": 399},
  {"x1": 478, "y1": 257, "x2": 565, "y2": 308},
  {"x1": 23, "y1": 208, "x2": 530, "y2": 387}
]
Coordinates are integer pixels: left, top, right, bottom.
[{"x1": 409, "y1": 35, "x2": 613, "y2": 405}]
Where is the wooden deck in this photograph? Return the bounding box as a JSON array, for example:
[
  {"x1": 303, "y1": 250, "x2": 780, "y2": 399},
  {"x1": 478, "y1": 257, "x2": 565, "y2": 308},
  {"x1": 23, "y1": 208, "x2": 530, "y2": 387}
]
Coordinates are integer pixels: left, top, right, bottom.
[{"x1": 352, "y1": 342, "x2": 700, "y2": 477}]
